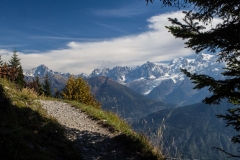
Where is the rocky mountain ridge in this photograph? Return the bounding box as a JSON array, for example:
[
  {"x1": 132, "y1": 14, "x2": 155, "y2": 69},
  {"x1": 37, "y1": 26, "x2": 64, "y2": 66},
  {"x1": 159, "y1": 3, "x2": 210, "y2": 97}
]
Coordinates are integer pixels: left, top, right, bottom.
[
  {"x1": 88, "y1": 53, "x2": 224, "y2": 95},
  {"x1": 24, "y1": 53, "x2": 225, "y2": 106}
]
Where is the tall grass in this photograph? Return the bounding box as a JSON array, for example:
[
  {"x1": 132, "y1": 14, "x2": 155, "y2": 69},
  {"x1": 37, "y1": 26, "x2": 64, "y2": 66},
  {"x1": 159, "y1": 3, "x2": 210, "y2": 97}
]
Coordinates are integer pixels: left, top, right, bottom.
[{"x1": 136, "y1": 109, "x2": 183, "y2": 160}]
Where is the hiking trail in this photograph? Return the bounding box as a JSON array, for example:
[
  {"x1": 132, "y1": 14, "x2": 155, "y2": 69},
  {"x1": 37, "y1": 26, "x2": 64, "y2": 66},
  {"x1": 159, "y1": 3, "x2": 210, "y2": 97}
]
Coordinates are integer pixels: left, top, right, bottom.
[{"x1": 39, "y1": 100, "x2": 140, "y2": 160}]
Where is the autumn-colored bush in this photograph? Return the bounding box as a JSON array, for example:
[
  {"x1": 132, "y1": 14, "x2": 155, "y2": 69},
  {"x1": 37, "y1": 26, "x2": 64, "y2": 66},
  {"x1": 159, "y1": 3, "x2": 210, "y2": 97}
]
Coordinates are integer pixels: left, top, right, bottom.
[
  {"x1": 0, "y1": 63, "x2": 18, "y2": 81},
  {"x1": 62, "y1": 76, "x2": 101, "y2": 108}
]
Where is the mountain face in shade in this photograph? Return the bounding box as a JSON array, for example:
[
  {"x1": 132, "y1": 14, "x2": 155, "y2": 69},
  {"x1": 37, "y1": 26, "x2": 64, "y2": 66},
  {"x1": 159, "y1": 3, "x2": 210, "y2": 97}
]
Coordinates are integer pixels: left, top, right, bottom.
[
  {"x1": 132, "y1": 101, "x2": 239, "y2": 160},
  {"x1": 87, "y1": 76, "x2": 177, "y2": 121}
]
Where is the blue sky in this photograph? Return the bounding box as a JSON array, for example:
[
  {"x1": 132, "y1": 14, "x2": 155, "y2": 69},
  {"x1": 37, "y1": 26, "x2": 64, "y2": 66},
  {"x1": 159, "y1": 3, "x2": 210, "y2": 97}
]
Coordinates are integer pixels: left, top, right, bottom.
[{"x1": 0, "y1": 0, "x2": 196, "y2": 74}]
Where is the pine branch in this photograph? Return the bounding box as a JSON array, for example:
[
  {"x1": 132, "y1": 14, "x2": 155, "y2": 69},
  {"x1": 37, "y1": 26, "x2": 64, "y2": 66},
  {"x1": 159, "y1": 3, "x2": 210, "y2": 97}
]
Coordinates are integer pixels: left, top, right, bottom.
[{"x1": 213, "y1": 147, "x2": 240, "y2": 158}]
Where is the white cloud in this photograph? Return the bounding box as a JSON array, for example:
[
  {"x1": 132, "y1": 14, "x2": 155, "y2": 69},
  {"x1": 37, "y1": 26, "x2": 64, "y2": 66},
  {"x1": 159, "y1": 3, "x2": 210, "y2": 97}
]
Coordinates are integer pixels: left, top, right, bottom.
[
  {"x1": 2, "y1": 11, "x2": 196, "y2": 74},
  {"x1": 0, "y1": 49, "x2": 15, "y2": 63}
]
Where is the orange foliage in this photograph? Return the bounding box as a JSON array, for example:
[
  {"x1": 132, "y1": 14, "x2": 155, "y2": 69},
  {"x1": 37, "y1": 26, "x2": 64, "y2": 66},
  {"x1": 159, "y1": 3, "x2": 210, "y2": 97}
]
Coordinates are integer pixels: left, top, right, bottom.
[{"x1": 0, "y1": 64, "x2": 18, "y2": 81}]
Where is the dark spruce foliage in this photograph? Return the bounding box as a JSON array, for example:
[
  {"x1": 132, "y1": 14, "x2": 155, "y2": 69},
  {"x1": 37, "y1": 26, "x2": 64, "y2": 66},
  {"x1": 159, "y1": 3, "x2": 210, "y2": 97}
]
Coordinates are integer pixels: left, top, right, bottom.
[
  {"x1": 8, "y1": 49, "x2": 26, "y2": 89},
  {"x1": 148, "y1": 0, "x2": 240, "y2": 157},
  {"x1": 14, "y1": 65, "x2": 26, "y2": 89},
  {"x1": 43, "y1": 74, "x2": 52, "y2": 97},
  {"x1": 9, "y1": 49, "x2": 21, "y2": 68},
  {"x1": 26, "y1": 76, "x2": 44, "y2": 96},
  {"x1": 0, "y1": 55, "x2": 3, "y2": 66}
]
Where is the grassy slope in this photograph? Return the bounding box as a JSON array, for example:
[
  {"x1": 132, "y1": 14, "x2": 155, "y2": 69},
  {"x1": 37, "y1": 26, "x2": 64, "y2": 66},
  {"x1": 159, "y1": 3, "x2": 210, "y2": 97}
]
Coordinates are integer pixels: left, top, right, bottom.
[
  {"x1": 0, "y1": 78, "x2": 164, "y2": 160},
  {"x1": 0, "y1": 78, "x2": 82, "y2": 160}
]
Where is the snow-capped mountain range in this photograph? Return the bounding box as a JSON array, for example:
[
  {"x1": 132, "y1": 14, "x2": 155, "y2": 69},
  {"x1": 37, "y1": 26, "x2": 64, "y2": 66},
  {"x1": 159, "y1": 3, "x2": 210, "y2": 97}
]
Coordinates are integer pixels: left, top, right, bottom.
[
  {"x1": 88, "y1": 53, "x2": 225, "y2": 95},
  {"x1": 24, "y1": 53, "x2": 225, "y2": 105}
]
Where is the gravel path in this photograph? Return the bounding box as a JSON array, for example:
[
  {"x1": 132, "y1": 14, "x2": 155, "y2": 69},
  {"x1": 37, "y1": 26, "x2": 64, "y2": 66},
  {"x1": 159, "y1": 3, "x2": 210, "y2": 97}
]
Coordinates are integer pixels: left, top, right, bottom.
[{"x1": 38, "y1": 100, "x2": 140, "y2": 160}]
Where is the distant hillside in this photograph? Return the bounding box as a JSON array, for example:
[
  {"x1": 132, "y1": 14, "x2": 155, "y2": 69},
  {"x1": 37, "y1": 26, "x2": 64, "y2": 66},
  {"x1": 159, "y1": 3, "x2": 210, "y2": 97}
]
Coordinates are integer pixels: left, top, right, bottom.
[
  {"x1": 132, "y1": 102, "x2": 239, "y2": 159},
  {"x1": 87, "y1": 76, "x2": 177, "y2": 121},
  {"x1": 146, "y1": 78, "x2": 210, "y2": 106}
]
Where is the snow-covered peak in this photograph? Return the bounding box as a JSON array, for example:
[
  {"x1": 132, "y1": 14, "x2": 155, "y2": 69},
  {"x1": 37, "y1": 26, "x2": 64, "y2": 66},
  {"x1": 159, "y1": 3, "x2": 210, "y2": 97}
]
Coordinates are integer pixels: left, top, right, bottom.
[
  {"x1": 24, "y1": 65, "x2": 46, "y2": 77},
  {"x1": 87, "y1": 53, "x2": 224, "y2": 83},
  {"x1": 89, "y1": 68, "x2": 110, "y2": 78},
  {"x1": 24, "y1": 64, "x2": 71, "y2": 78},
  {"x1": 169, "y1": 57, "x2": 190, "y2": 71},
  {"x1": 169, "y1": 57, "x2": 186, "y2": 65},
  {"x1": 195, "y1": 53, "x2": 215, "y2": 62}
]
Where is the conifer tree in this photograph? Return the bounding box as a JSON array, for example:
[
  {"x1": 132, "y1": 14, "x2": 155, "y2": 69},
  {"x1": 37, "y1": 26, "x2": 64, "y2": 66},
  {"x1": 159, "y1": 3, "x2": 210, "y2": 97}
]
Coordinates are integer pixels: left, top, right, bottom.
[
  {"x1": 54, "y1": 89, "x2": 62, "y2": 99},
  {"x1": 43, "y1": 74, "x2": 51, "y2": 97},
  {"x1": 9, "y1": 49, "x2": 20, "y2": 68},
  {"x1": 9, "y1": 49, "x2": 26, "y2": 88},
  {"x1": 14, "y1": 65, "x2": 26, "y2": 89},
  {"x1": 0, "y1": 55, "x2": 3, "y2": 66},
  {"x1": 26, "y1": 76, "x2": 44, "y2": 95},
  {"x1": 35, "y1": 76, "x2": 44, "y2": 95}
]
